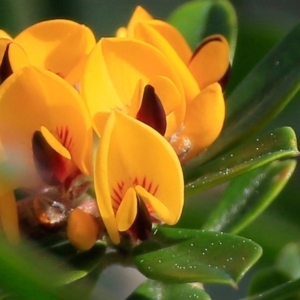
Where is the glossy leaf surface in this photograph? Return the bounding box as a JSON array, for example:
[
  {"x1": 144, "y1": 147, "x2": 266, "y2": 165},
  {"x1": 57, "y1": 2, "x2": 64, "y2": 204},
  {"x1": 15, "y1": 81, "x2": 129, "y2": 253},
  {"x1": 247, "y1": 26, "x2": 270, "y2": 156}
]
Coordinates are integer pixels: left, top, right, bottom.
[
  {"x1": 184, "y1": 127, "x2": 298, "y2": 193},
  {"x1": 127, "y1": 280, "x2": 211, "y2": 300},
  {"x1": 134, "y1": 227, "x2": 262, "y2": 286},
  {"x1": 203, "y1": 159, "x2": 297, "y2": 233}
]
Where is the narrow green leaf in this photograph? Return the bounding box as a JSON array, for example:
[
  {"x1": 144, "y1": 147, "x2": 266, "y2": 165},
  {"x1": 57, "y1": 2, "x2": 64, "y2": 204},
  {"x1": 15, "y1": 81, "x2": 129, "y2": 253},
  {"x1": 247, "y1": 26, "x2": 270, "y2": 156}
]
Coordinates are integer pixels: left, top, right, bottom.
[
  {"x1": 134, "y1": 228, "x2": 262, "y2": 286},
  {"x1": 248, "y1": 268, "x2": 292, "y2": 298},
  {"x1": 242, "y1": 278, "x2": 300, "y2": 300},
  {"x1": 184, "y1": 127, "x2": 298, "y2": 194},
  {"x1": 187, "y1": 21, "x2": 300, "y2": 167},
  {"x1": 202, "y1": 159, "x2": 297, "y2": 233},
  {"x1": 168, "y1": 0, "x2": 237, "y2": 60},
  {"x1": 127, "y1": 280, "x2": 211, "y2": 300}
]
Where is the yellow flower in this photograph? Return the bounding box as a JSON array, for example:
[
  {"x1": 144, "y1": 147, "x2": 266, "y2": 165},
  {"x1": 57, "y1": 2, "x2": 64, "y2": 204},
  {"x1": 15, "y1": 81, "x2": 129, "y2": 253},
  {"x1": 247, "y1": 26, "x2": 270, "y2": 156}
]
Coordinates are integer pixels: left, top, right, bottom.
[
  {"x1": 0, "y1": 65, "x2": 93, "y2": 242},
  {"x1": 117, "y1": 6, "x2": 229, "y2": 161},
  {"x1": 0, "y1": 20, "x2": 96, "y2": 85},
  {"x1": 81, "y1": 37, "x2": 186, "y2": 139},
  {"x1": 94, "y1": 110, "x2": 184, "y2": 244}
]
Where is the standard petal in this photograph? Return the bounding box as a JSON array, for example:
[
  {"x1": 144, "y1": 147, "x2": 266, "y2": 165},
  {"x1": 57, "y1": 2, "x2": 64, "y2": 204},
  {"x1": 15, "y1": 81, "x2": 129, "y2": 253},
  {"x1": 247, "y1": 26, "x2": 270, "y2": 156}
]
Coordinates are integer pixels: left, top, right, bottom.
[
  {"x1": 81, "y1": 38, "x2": 184, "y2": 136},
  {"x1": 0, "y1": 66, "x2": 93, "y2": 185},
  {"x1": 94, "y1": 111, "x2": 120, "y2": 244},
  {"x1": 188, "y1": 34, "x2": 230, "y2": 90},
  {"x1": 127, "y1": 6, "x2": 153, "y2": 36},
  {"x1": 94, "y1": 110, "x2": 184, "y2": 243},
  {"x1": 172, "y1": 83, "x2": 225, "y2": 161},
  {"x1": 14, "y1": 20, "x2": 96, "y2": 85},
  {"x1": 139, "y1": 20, "x2": 192, "y2": 64},
  {"x1": 133, "y1": 20, "x2": 199, "y2": 102}
]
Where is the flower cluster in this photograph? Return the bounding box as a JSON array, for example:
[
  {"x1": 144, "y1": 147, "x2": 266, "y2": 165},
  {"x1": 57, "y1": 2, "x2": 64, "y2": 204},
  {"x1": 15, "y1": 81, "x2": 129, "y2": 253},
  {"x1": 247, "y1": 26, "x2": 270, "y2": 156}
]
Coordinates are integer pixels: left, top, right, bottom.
[{"x1": 0, "y1": 6, "x2": 229, "y2": 250}]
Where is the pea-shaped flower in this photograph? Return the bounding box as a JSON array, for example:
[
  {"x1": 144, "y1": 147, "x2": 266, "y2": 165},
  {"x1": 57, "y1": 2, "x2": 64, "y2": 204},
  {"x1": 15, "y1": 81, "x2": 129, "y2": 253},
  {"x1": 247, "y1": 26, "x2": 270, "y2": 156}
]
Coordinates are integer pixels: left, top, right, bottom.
[
  {"x1": 117, "y1": 6, "x2": 229, "y2": 161},
  {"x1": 0, "y1": 65, "x2": 93, "y2": 242},
  {"x1": 94, "y1": 110, "x2": 184, "y2": 244}
]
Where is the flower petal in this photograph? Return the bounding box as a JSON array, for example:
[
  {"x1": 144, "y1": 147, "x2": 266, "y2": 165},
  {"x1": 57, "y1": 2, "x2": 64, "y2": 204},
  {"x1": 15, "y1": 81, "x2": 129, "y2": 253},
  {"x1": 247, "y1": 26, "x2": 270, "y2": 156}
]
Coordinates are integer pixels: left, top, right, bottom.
[
  {"x1": 94, "y1": 110, "x2": 184, "y2": 244},
  {"x1": 136, "y1": 84, "x2": 166, "y2": 135},
  {"x1": 0, "y1": 66, "x2": 92, "y2": 187},
  {"x1": 14, "y1": 20, "x2": 96, "y2": 85},
  {"x1": 0, "y1": 189, "x2": 19, "y2": 243},
  {"x1": 148, "y1": 75, "x2": 185, "y2": 137},
  {"x1": 67, "y1": 208, "x2": 100, "y2": 251},
  {"x1": 188, "y1": 34, "x2": 230, "y2": 89},
  {"x1": 126, "y1": 6, "x2": 153, "y2": 36},
  {"x1": 40, "y1": 126, "x2": 71, "y2": 160},
  {"x1": 0, "y1": 40, "x2": 29, "y2": 83},
  {"x1": 135, "y1": 185, "x2": 171, "y2": 223},
  {"x1": 116, "y1": 187, "x2": 137, "y2": 232},
  {"x1": 133, "y1": 20, "x2": 199, "y2": 101},
  {"x1": 0, "y1": 30, "x2": 12, "y2": 39},
  {"x1": 81, "y1": 38, "x2": 184, "y2": 136},
  {"x1": 172, "y1": 83, "x2": 225, "y2": 161},
  {"x1": 139, "y1": 19, "x2": 192, "y2": 64}
]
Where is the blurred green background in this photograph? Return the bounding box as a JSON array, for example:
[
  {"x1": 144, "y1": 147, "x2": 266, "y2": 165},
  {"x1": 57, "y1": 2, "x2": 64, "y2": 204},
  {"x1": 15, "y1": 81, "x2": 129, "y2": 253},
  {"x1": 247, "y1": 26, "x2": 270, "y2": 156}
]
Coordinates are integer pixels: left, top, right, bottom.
[{"x1": 1, "y1": 1, "x2": 300, "y2": 299}]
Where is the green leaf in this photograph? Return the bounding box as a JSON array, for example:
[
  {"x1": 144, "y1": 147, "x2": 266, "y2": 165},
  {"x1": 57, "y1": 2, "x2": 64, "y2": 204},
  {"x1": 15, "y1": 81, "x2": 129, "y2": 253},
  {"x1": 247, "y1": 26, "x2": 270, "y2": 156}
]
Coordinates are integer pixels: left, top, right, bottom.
[
  {"x1": 276, "y1": 243, "x2": 300, "y2": 280},
  {"x1": 248, "y1": 268, "x2": 292, "y2": 298},
  {"x1": 184, "y1": 127, "x2": 298, "y2": 193},
  {"x1": 134, "y1": 227, "x2": 262, "y2": 286},
  {"x1": 242, "y1": 278, "x2": 300, "y2": 300},
  {"x1": 127, "y1": 280, "x2": 211, "y2": 300},
  {"x1": 202, "y1": 159, "x2": 297, "y2": 233},
  {"x1": 168, "y1": 0, "x2": 237, "y2": 60},
  {"x1": 47, "y1": 241, "x2": 106, "y2": 284},
  {"x1": 187, "y1": 21, "x2": 300, "y2": 168},
  {"x1": 0, "y1": 239, "x2": 82, "y2": 300}
]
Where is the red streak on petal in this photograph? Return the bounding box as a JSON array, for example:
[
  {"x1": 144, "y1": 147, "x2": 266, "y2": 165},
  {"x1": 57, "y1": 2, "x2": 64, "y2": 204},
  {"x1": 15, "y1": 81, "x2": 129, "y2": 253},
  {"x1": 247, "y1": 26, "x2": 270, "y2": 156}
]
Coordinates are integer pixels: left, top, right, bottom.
[
  {"x1": 142, "y1": 177, "x2": 146, "y2": 188},
  {"x1": 152, "y1": 184, "x2": 159, "y2": 196},
  {"x1": 56, "y1": 126, "x2": 74, "y2": 152}
]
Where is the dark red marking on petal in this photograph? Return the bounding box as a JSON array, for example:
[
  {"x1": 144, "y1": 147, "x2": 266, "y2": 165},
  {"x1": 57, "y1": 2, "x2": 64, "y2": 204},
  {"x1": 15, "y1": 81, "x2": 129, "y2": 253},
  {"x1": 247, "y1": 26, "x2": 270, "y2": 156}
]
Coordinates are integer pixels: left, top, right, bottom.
[
  {"x1": 130, "y1": 195, "x2": 152, "y2": 241},
  {"x1": 142, "y1": 176, "x2": 146, "y2": 188},
  {"x1": 32, "y1": 131, "x2": 68, "y2": 186},
  {"x1": 133, "y1": 177, "x2": 138, "y2": 185},
  {"x1": 0, "y1": 43, "x2": 13, "y2": 84},
  {"x1": 136, "y1": 84, "x2": 167, "y2": 136},
  {"x1": 152, "y1": 184, "x2": 159, "y2": 196},
  {"x1": 112, "y1": 188, "x2": 122, "y2": 203},
  {"x1": 55, "y1": 126, "x2": 74, "y2": 152}
]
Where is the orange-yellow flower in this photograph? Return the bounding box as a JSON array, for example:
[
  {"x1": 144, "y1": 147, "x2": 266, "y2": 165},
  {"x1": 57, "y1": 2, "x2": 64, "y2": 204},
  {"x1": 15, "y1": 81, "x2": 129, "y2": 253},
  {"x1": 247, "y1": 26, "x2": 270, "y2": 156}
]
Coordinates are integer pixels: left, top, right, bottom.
[
  {"x1": 117, "y1": 6, "x2": 229, "y2": 161},
  {"x1": 94, "y1": 110, "x2": 184, "y2": 244},
  {"x1": 0, "y1": 65, "x2": 93, "y2": 242},
  {"x1": 81, "y1": 37, "x2": 186, "y2": 139}
]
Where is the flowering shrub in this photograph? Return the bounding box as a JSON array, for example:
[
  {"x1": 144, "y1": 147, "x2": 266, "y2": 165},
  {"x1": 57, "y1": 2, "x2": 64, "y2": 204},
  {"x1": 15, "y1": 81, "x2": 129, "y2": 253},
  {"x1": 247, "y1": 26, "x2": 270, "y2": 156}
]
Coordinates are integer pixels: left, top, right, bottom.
[{"x1": 0, "y1": 1, "x2": 300, "y2": 299}]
